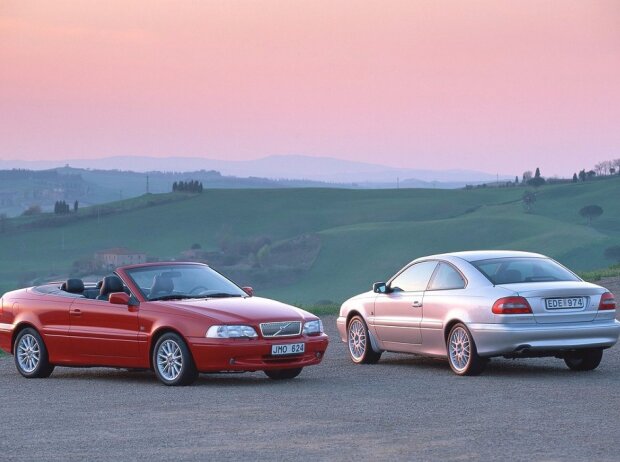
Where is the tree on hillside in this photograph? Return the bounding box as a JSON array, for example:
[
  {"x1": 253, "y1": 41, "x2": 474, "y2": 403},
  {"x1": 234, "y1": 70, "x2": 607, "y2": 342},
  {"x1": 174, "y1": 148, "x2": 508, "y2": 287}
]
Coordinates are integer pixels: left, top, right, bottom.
[
  {"x1": 173, "y1": 180, "x2": 204, "y2": 193},
  {"x1": 54, "y1": 200, "x2": 70, "y2": 214},
  {"x1": 515, "y1": 176, "x2": 519, "y2": 185},
  {"x1": 527, "y1": 167, "x2": 545, "y2": 187},
  {"x1": 522, "y1": 191, "x2": 536, "y2": 213},
  {"x1": 522, "y1": 171, "x2": 532, "y2": 183},
  {"x1": 579, "y1": 205, "x2": 603, "y2": 225},
  {"x1": 22, "y1": 205, "x2": 42, "y2": 216},
  {"x1": 586, "y1": 170, "x2": 596, "y2": 180},
  {"x1": 572, "y1": 173, "x2": 578, "y2": 183},
  {"x1": 594, "y1": 162, "x2": 605, "y2": 176},
  {"x1": 604, "y1": 246, "x2": 620, "y2": 263},
  {"x1": 578, "y1": 169, "x2": 587, "y2": 182},
  {"x1": 74, "y1": 200, "x2": 79, "y2": 212}
]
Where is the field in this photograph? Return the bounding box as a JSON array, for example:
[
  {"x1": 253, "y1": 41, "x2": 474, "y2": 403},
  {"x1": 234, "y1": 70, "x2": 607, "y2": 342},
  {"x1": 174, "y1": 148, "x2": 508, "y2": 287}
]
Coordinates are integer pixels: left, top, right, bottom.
[{"x1": 0, "y1": 177, "x2": 619, "y2": 304}]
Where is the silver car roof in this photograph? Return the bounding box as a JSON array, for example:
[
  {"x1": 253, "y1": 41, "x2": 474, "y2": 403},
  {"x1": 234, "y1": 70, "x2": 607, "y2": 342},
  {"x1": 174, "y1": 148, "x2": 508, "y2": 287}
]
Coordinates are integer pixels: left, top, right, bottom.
[{"x1": 418, "y1": 250, "x2": 546, "y2": 263}]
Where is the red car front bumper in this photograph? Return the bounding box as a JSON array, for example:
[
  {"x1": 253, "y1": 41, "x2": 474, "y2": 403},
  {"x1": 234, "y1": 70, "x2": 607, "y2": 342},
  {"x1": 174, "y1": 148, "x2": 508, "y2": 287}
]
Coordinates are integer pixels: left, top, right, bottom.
[{"x1": 188, "y1": 333, "x2": 329, "y2": 372}]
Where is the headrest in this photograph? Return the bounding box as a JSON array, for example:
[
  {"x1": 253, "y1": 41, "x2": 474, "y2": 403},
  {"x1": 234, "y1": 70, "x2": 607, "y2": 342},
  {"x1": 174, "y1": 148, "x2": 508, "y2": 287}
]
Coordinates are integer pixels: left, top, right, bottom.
[
  {"x1": 65, "y1": 278, "x2": 84, "y2": 293},
  {"x1": 151, "y1": 275, "x2": 174, "y2": 293},
  {"x1": 100, "y1": 275, "x2": 124, "y2": 295}
]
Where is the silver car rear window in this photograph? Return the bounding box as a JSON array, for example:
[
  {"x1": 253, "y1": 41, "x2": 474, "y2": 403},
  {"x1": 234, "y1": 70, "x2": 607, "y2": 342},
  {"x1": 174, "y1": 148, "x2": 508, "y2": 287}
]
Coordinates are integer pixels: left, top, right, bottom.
[{"x1": 471, "y1": 257, "x2": 580, "y2": 285}]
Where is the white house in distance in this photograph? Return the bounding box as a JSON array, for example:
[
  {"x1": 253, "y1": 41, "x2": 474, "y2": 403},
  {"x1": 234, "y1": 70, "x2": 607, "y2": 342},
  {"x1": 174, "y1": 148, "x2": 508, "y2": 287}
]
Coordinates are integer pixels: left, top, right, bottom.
[{"x1": 95, "y1": 247, "x2": 147, "y2": 269}]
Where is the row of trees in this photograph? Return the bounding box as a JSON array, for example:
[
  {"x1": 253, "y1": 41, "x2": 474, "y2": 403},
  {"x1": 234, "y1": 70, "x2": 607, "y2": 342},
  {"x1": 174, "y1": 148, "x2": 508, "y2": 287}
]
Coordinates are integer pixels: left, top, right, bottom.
[
  {"x1": 54, "y1": 200, "x2": 78, "y2": 214},
  {"x1": 571, "y1": 169, "x2": 597, "y2": 182},
  {"x1": 593, "y1": 159, "x2": 620, "y2": 176},
  {"x1": 520, "y1": 168, "x2": 546, "y2": 187},
  {"x1": 513, "y1": 158, "x2": 620, "y2": 191},
  {"x1": 172, "y1": 180, "x2": 204, "y2": 193}
]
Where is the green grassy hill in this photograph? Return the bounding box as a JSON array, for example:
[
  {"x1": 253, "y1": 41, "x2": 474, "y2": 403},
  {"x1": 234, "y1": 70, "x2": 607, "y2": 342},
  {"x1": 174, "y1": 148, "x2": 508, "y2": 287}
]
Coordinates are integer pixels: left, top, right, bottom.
[{"x1": 1, "y1": 177, "x2": 619, "y2": 305}]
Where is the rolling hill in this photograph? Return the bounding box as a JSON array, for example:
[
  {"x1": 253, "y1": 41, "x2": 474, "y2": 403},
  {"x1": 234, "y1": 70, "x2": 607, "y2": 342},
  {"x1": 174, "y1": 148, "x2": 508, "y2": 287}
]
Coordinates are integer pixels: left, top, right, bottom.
[{"x1": 0, "y1": 177, "x2": 618, "y2": 305}]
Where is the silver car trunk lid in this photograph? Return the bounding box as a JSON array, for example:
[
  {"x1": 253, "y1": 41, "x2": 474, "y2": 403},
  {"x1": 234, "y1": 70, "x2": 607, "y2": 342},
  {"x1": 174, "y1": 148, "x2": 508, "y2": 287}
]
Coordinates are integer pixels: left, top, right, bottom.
[{"x1": 502, "y1": 281, "x2": 605, "y2": 324}]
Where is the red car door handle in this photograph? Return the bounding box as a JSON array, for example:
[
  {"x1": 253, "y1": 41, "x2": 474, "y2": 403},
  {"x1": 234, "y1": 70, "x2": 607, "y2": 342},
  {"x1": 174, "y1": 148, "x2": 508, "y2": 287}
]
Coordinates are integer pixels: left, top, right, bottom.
[{"x1": 70, "y1": 308, "x2": 82, "y2": 316}]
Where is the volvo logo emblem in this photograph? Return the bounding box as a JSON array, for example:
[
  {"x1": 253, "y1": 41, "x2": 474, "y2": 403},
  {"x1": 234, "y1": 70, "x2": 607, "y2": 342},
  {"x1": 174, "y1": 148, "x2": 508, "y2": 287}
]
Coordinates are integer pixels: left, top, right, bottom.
[{"x1": 273, "y1": 322, "x2": 293, "y2": 336}]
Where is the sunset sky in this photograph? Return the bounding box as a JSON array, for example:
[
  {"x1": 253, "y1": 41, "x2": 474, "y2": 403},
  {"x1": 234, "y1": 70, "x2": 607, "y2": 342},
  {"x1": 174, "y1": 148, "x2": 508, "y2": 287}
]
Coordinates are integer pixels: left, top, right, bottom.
[{"x1": 1, "y1": 0, "x2": 619, "y2": 176}]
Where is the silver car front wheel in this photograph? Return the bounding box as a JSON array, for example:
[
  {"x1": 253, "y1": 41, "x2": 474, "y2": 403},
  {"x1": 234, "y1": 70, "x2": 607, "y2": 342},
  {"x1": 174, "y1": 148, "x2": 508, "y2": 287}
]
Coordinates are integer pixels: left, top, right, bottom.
[
  {"x1": 447, "y1": 323, "x2": 487, "y2": 376},
  {"x1": 347, "y1": 316, "x2": 381, "y2": 364}
]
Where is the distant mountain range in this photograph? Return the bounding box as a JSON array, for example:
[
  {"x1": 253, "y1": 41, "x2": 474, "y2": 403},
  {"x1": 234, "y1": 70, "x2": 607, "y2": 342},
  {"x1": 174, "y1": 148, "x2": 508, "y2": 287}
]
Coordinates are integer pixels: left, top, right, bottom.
[{"x1": 0, "y1": 154, "x2": 508, "y2": 186}]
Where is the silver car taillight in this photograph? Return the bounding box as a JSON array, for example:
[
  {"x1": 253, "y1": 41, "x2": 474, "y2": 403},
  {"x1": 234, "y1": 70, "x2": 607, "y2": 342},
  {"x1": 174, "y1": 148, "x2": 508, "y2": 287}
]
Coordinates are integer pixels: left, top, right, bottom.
[
  {"x1": 598, "y1": 292, "x2": 616, "y2": 311},
  {"x1": 492, "y1": 296, "x2": 532, "y2": 314}
]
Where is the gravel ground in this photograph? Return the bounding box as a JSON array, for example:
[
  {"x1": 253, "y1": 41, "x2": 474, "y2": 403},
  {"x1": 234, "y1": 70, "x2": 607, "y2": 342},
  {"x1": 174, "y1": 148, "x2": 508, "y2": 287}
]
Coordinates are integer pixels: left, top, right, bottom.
[{"x1": 1, "y1": 315, "x2": 619, "y2": 462}]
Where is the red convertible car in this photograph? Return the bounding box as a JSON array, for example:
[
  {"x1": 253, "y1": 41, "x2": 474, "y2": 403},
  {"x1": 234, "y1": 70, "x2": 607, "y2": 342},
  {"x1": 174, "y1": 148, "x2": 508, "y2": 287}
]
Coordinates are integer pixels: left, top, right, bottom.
[{"x1": 0, "y1": 262, "x2": 328, "y2": 386}]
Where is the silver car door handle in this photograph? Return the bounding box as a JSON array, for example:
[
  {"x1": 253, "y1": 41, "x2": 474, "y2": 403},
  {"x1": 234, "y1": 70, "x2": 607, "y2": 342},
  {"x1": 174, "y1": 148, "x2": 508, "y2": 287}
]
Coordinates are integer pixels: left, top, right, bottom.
[{"x1": 412, "y1": 301, "x2": 422, "y2": 307}]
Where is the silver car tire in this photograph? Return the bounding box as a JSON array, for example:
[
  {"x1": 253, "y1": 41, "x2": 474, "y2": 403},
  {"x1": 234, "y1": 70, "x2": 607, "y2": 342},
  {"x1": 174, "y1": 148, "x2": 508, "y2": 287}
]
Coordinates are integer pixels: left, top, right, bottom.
[
  {"x1": 564, "y1": 348, "x2": 603, "y2": 371},
  {"x1": 347, "y1": 316, "x2": 382, "y2": 364},
  {"x1": 14, "y1": 327, "x2": 55, "y2": 379},
  {"x1": 152, "y1": 333, "x2": 198, "y2": 386},
  {"x1": 447, "y1": 323, "x2": 487, "y2": 376},
  {"x1": 264, "y1": 367, "x2": 303, "y2": 380}
]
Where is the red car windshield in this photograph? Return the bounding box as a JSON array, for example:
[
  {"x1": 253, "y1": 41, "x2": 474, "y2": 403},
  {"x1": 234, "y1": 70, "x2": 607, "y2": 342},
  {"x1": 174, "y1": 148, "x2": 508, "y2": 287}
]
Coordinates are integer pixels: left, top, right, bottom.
[{"x1": 125, "y1": 264, "x2": 246, "y2": 301}]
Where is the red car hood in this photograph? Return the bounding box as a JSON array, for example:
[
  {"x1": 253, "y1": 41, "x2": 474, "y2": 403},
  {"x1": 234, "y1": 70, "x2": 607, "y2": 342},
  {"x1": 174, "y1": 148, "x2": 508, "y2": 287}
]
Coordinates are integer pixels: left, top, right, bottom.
[{"x1": 147, "y1": 296, "x2": 314, "y2": 324}]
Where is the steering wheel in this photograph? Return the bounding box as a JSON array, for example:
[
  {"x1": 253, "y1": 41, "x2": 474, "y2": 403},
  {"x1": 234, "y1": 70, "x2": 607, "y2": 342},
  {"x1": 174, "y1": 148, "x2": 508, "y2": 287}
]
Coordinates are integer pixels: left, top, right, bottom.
[{"x1": 189, "y1": 286, "x2": 210, "y2": 295}]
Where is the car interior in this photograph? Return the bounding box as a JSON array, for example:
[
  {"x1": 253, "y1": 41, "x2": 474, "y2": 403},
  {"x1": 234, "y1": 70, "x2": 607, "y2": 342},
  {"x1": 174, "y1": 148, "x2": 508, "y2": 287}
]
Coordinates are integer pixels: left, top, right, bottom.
[{"x1": 57, "y1": 276, "x2": 131, "y2": 300}]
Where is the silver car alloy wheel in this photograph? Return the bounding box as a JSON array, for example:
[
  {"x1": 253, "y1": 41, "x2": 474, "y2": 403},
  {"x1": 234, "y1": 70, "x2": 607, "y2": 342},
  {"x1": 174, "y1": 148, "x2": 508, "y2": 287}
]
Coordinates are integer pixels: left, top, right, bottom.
[
  {"x1": 348, "y1": 319, "x2": 367, "y2": 361},
  {"x1": 449, "y1": 326, "x2": 471, "y2": 372},
  {"x1": 17, "y1": 334, "x2": 41, "y2": 373},
  {"x1": 157, "y1": 339, "x2": 183, "y2": 381}
]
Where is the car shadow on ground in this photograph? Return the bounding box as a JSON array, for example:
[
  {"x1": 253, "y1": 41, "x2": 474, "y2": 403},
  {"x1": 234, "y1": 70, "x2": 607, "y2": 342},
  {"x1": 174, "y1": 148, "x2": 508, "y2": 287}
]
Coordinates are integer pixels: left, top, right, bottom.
[
  {"x1": 45, "y1": 367, "x2": 316, "y2": 387},
  {"x1": 375, "y1": 353, "x2": 607, "y2": 378}
]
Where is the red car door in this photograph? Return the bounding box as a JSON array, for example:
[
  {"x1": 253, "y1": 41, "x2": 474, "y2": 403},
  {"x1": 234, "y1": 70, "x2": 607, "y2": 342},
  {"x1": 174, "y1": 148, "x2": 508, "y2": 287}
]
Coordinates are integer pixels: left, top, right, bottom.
[
  {"x1": 33, "y1": 296, "x2": 74, "y2": 363},
  {"x1": 68, "y1": 298, "x2": 141, "y2": 365}
]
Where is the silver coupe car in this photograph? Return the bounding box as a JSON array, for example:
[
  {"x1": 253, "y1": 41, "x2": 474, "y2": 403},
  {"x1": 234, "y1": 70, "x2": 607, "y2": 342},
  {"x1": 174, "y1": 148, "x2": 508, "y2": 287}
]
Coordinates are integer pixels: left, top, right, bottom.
[{"x1": 336, "y1": 251, "x2": 620, "y2": 375}]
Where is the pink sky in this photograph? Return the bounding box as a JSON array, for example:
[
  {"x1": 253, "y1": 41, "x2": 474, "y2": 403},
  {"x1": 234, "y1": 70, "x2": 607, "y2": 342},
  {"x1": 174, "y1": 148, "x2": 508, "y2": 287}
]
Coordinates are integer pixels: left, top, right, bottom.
[{"x1": 1, "y1": 0, "x2": 619, "y2": 176}]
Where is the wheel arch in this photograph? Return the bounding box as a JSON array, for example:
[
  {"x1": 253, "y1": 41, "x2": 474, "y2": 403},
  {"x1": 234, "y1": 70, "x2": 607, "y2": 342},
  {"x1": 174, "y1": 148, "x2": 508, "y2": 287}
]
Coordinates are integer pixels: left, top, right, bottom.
[
  {"x1": 148, "y1": 327, "x2": 191, "y2": 370},
  {"x1": 444, "y1": 319, "x2": 466, "y2": 343},
  {"x1": 346, "y1": 309, "x2": 365, "y2": 327},
  {"x1": 346, "y1": 310, "x2": 382, "y2": 353},
  {"x1": 11, "y1": 322, "x2": 40, "y2": 354}
]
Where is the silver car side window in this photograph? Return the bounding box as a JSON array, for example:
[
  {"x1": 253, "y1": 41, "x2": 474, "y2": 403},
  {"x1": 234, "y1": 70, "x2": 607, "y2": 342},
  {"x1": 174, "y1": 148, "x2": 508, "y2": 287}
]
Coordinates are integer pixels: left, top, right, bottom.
[
  {"x1": 390, "y1": 261, "x2": 438, "y2": 292},
  {"x1": 428, "y1": 263, "x2": 466, "y2": 290}
]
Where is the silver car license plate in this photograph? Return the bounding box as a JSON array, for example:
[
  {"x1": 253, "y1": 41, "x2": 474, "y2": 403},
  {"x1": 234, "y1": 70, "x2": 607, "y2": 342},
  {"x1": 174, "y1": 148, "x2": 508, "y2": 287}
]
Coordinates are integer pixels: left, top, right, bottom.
[
  {"x1": 545, "y1": 297, "x2": 585, "y2": 309},
  {"x1": 271, "y1": 343, "x2": 305, "y2": 356}
]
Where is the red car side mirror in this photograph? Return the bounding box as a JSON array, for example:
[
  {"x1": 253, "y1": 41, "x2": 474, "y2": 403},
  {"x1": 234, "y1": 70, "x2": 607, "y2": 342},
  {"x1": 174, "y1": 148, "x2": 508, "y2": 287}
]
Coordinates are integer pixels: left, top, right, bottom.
[
  {"x1": 109, "y1": 292, "x2": 130, "y2": 305},
  {"x1": 242, "y1": 287, "x2": 254, "y2": 297}
]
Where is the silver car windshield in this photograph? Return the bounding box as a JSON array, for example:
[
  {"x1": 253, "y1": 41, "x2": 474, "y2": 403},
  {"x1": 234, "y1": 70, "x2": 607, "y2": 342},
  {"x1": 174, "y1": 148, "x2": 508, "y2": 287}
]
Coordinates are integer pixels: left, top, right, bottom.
[
  {"x1": 471, "y1": 257, "x2": 580, "y2": 285},
  {"x1": 125, "y1": 264, "x2": 246, "y2": 301}
]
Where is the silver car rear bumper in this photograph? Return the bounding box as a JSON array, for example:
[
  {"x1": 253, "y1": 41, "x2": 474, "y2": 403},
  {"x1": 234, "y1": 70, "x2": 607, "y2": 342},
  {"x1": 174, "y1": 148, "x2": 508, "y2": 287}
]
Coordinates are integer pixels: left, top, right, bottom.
[{"x1": 470, "y1": 320, "x2": 620, "y2": 357}]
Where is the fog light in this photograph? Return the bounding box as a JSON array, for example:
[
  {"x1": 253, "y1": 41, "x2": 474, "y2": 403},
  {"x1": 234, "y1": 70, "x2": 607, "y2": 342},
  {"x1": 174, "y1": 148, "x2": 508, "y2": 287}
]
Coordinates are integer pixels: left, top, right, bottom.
[
  {"x1": 229, "y1": 358, "x2": 236, "y2": 365},
  {"x1": 315, "y1": 352, "x2": 322, "y2": 359}
]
